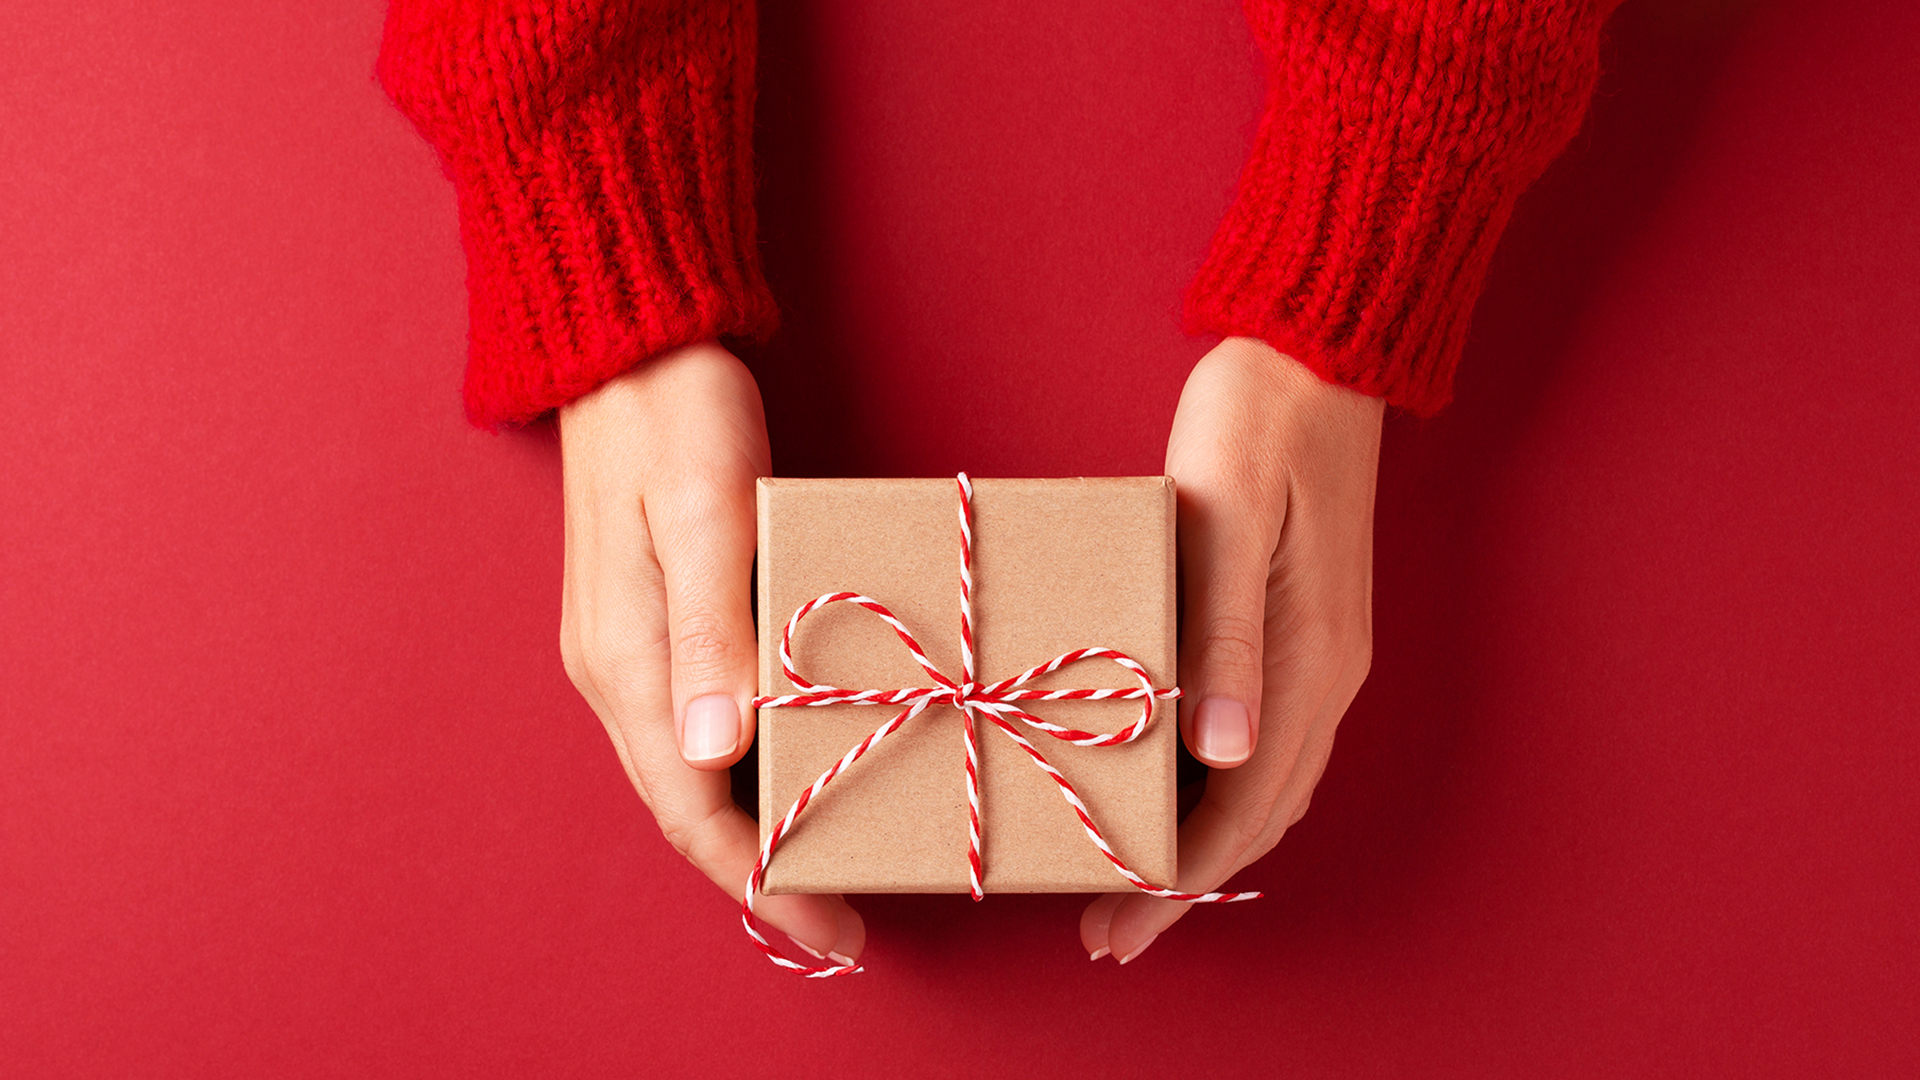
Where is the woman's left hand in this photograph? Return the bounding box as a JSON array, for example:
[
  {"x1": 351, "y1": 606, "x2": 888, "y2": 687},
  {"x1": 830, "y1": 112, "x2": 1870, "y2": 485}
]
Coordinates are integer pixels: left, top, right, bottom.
[{"x1": 1081, "y1": 336, "x2": 1383, "y2": 964}]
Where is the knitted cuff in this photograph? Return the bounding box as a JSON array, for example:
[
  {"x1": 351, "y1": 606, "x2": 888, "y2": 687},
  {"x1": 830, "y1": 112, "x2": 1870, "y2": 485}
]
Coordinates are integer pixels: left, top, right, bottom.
[
  {"x1": 378, "y1": 0, "x2": 776, "y2": 428},
  {"x1": 1186, "y1": 1, "x2": 1611, "y2": 415}
]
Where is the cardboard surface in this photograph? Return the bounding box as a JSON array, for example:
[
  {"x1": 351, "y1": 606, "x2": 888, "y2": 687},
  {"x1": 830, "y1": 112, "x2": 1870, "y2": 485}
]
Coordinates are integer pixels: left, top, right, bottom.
[{"x1": 757, "y1": 477, "x2": 1177, "y2": 893}]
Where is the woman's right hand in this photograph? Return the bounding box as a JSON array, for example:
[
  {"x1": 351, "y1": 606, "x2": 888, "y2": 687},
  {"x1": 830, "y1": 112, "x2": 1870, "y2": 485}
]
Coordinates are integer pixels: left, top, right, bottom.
[{"x1": 557, "y1": 341, "x2": 865, "y2": 968}]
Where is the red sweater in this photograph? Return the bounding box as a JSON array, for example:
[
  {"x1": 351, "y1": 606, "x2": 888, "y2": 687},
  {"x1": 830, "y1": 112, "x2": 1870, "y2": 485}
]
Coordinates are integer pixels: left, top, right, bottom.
[{"x1": 377, "y1": 0, "x2": 1617, "y2": 428}]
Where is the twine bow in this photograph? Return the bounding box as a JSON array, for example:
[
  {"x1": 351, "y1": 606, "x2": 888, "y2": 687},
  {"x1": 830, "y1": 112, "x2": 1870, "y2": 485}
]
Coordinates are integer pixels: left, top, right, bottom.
[{"x1": 745, "y1": 474, "x2": 1260, "y2": 977}]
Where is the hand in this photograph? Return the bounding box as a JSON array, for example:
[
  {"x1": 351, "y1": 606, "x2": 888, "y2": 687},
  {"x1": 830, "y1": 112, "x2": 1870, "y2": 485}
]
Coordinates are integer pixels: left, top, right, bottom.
[
  {"x1": 1081, "y1": 337, "x2": 1382, "y2": 964},
  {"x1": 557, "y1": 341, "x2": 865, "y2": 967}
]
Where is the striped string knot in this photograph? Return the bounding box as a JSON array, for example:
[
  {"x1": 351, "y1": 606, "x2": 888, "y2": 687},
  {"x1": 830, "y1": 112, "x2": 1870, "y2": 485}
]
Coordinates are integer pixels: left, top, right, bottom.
[{"x1": 743, "y1": 474, "x2": 1261, "y2": 978}]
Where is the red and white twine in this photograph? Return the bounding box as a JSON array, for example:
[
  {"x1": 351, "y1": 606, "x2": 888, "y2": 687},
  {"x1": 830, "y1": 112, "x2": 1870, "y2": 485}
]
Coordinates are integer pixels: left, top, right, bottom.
[{"x1": 744, "y1": 474, "x2": 1260, "y2": 977}]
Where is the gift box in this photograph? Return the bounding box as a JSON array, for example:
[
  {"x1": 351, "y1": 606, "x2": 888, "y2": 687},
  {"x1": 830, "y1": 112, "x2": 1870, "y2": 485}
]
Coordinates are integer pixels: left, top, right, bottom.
[{"x1": 754, "y1": 476, "x2": 1178, "y2": 894}]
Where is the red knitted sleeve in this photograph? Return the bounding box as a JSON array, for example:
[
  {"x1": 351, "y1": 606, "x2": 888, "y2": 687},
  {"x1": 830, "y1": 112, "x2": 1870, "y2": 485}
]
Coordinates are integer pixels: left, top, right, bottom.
[
  {"x1": 1187, "y1": 0, "x2": 1620, "y2": 415},
  {"x1": 376, "y1": 0, "x2": 776, "y2": 429}
]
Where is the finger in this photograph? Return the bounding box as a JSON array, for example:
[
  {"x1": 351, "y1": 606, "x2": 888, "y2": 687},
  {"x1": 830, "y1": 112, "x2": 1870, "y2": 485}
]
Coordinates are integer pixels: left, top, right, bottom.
[
  {"x1": 570, "y1": 533, "x2": 863, "y2": 964},
  {"x1": 651, "y1": 465, "x2": 763, "y2": 772},
  {"x1": 1079, "y1": 892, "x2": 1127, "y2": 961},
  {"x1": 612, "y1": 588, "x2": 856, "y2": 964},
  {"x1": 1099, "y1": 755, "x2": 1291, "y2": 964},
  {"x1": 648, "y1": 776, "x2": 865, "y2": 966},
  {"x1": 1101, "y1": 336, "x2": 1379, "y2": 965},
  {"x1": 1099, "y1": 629, "x2": 1355, "y2": 964},
  {"x1": 1171, "y1": 471, "x2": 1281, "y2": 769},
  {"x1": 561, "y1": 458, "x2": 857, "y2": 963},
  {"x1": 616, "y1": 696, "x2": 863, "y2": 962}
]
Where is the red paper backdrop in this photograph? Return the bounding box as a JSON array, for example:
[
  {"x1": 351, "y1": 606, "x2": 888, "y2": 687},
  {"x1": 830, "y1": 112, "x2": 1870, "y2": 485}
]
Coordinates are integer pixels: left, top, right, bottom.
[{"x1": 4, "y1": 0, "x2": 1916, "y2": 1075}]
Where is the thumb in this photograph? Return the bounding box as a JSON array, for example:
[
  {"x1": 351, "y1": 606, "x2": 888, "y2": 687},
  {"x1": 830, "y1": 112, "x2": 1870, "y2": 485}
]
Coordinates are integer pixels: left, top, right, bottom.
[
  {"x1": 1172, "y1": 473, "x2": 1278, "y2": 769},
  {"x1": 652, "y1": 478, "x2": 762, "y2": 771}
]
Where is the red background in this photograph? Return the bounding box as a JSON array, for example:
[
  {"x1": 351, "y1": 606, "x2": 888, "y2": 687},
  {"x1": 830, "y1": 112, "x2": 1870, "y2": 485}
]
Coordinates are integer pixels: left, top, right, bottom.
[{"x1": 4, "y1": 0, "x2": 1917, "y2": 1075}]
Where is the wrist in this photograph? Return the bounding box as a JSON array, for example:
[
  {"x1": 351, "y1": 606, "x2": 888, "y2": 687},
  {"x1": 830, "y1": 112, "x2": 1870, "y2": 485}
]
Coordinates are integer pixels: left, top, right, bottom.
[
  {"x1": 558, "y1": 341, "x2": 769, "y2": 482},
  {"x1": 1212, "y1": 337, "x2": 1387, "y2": 428}
]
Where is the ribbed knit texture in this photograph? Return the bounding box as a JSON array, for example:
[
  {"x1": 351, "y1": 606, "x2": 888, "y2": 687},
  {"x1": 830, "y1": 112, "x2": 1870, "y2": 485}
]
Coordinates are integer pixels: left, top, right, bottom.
[
  {"x1": 378, "y1": 1, "x2": 1617, "y2": 424},
  {"x1": 1187, "y1": 0, "x2": 1619, "y2": 415},
  {"x1": 377, "y1": 0, "x2": 776, "y2": 428}
]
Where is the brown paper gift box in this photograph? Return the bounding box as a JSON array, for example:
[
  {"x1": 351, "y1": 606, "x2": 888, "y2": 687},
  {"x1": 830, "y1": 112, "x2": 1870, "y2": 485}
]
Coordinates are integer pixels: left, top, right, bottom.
[{"x1": 755, "y1": 476, "x2": 1178, "y2": 894}]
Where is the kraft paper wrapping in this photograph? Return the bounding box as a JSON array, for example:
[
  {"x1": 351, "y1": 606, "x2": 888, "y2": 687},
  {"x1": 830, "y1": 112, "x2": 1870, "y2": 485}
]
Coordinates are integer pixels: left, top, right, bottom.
[{"x1": 756, "y1": 477, "x2": 1177, "y2": 894}]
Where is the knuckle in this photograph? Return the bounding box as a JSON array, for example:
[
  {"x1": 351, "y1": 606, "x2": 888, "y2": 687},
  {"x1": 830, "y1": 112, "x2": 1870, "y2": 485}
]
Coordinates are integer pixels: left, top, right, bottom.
[
  {"x1": 1287, "y1": 604, "x2": 1373, "y2": 698},
  {"x1": 1285, "y1": 796, "x2": 1313, "y2": 830},
  {"x1": 659, "y1": 819, "x2": 699, "y2": 860},
  {"x1": 670, "y1": 612, "x2": 749, "y2": 685},
  {"x1": 575, "y1": 630, "x2": 632, "y2": 684},
  {"x1": 1205, "y1": 789, "x2": 1276, "y2": 864},
  {"x1": 1195, "y1": 614, "x2": 1265, "y2": 678},
  {"x1": 567, "y1": 622, "x2": 654, "y2": 704},
  {"x1": 1221, "y1": 810, "x2": 1278, "y2": 870},
  {"x1": 1333, "y1": 622, "x2": 1373, "y2": 701},
  {"x1": 560, "y1": 634, "x2": 588, "y2": 690},
  {"x1": 558, "y1": 617, "x2": 584, "y2": 678},
  {"x1": 1345, "y1": 600, "x2": 1374, "y2": 660},
  {"x1": 558, "y1": 602, "x2": 586, "y2": 684},
  {"x1": 1350, "y1": 639, "x2": 1373, "y2": 685},
  {"x1": 657, "y1": 804, "x2": 727, "y2": 865},
  {"x1": 1348, "y1": 605, "x2": 1374, "y2": 666}
]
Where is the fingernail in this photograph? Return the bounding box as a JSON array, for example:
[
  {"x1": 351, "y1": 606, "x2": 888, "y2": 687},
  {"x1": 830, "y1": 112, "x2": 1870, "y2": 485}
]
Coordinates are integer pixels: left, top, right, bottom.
[
  {"x1": 682, "y1": 695, "x2": 740, "y2": 762},
  {"x1": 1194, "y1": 698, "x2": 1252, "y2": 765},
  {"x1": 1116, "y1": 934, "x2": 1159, "y2": 966},
  {"x1": 785, "y1": 934, "x2": 827, "y2": 961},
  {"x1": 828, "y1": 951, "x2": 856, "y2": 967},
  {"x1": 1089, "y1": 946, "x2": 1110, "y2": 962}
]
